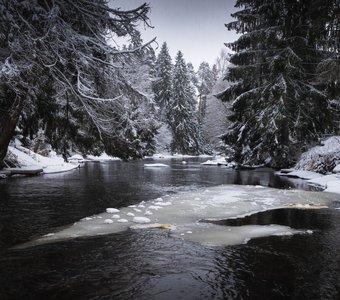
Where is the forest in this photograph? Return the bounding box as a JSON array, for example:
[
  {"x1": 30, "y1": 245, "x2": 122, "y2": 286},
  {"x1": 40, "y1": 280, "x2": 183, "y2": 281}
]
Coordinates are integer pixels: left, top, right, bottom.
[{"x1": 0, "y1": 0, "x2": 339, "y2": 169}]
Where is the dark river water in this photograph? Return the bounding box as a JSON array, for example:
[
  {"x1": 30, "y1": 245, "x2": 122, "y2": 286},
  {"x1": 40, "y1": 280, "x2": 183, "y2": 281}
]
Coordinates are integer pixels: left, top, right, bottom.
[{"x1": 0, "y1": 158, "x2": 340, "y2": 299}]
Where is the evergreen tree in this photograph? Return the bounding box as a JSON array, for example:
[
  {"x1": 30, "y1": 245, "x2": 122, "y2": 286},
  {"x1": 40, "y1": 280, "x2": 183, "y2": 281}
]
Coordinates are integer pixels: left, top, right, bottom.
[
  {"x1": 219, "y1": 0, "x2": 337, "y2": 168},
  {"x1": 169, "y1": 51, "x2": 201, "y2": 154},
  {"x1": 153, "y1": 42, "x2": 173, "y2": 120},
  {"x1": 0, "y1": 0, "x2": 153, "y2": 163},
  {"x1": 187, "y1": 63, "x2": 199, "y2": 88},
  {"x1": 196, "y1": 62, "x2": 216, "y2": 122}
]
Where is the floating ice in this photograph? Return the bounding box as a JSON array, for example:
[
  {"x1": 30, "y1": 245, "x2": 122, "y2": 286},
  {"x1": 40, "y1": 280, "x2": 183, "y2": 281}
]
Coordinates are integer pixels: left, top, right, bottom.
[
  {"x1": 148, "y1": 205, "x2": 162, "y2": 210},
  {"x1": 111, "y1": 214, "x2": 120, "y2": 219},
  {"x1": 126, "y1": 212, "x2": 135, "y2": 217},
  {"x1": 133, "y1": 208, "x2": 142, "y2": 212},
  {"x1": 132, "y1": 217, "x2": 151, "y2": 224},
  {"x1": 104, "y1": 219, "x2": 114, "y2": 224},
  {"x1": 144, "y1": 163, "x2": 169, "y2": 168},
  {"x1": 117, "y1": 219, "x2": 128, "y2": 223},
  {"x1": 16, "y1": 185, "x2": 339, "y2": 249},
  {"x1": 106, "y1": 208, "x2": 120, "y2": 213},
  {"x1": 154, "y1": 201, "x2": 172, "y2": 206}
]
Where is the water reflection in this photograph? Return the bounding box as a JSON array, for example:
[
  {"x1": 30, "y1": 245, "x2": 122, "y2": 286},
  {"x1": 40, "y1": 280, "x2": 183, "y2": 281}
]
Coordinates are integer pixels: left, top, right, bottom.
[{"x1": 1, "y1": 159, "x2": 339, "y2": 299}]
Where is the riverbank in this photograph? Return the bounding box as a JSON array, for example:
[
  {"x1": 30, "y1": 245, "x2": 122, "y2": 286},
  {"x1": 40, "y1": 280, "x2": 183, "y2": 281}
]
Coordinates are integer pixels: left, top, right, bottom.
[{"x1": 277, "y1": 136, "x2": 340, "y2": 194}]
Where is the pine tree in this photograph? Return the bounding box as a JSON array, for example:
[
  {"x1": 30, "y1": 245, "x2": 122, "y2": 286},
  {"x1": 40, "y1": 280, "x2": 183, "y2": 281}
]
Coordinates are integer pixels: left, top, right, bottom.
[
  {"x1": 153, "y1": 42, "x2": 173, "y2": 120},
  {"x1": 219, "y1": 0, "x2": 336, "y2": 168},
  {"x1": 169, "y1": 51, "x2": 201, "y2": 154}
]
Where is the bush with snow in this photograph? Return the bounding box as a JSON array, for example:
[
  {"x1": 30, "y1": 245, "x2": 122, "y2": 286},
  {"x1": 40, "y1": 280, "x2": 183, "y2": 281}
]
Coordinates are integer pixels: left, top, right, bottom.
[{"x1": 295, "y1": 137, "x2": 340, "y2": 174}]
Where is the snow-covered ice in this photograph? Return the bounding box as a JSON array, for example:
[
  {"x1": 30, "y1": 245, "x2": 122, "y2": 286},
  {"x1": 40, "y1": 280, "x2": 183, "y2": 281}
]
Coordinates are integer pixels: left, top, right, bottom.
[
  {"x1": 144, "y1": 163, "x2": 169, "y2": 168},
  {"x1": 16, "y1": 184, "x2": 339, "y2": 249},
  {"x1": 104, "y1": 219, "x2": 114, "y2": 224},
  {"x1": 117, "y1": 219, "x2": 128, "y2": 223},
  {"x1": 132, "y1": 217, "x2": 151, "y2": 224},
  {"x1": 106, "y1": 208, "x2": 120, "y2": 213},
  {"x1": 277, "y1": 170, "x2": 322, "y2": 180}
]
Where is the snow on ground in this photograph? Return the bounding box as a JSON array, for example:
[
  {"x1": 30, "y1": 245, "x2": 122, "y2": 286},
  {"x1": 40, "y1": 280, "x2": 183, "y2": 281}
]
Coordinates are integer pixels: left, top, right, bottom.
[
  {"x1": 7, "y1": 146, "x2": 79, "y2": 174},
  {"x1": 276, "y1": 170, "x2": 322, "y2": 180},
  {"x1": 16, "y1": 184, "x2": 339, "y2": 249},
  {"x1": 151, "y1": 153, "x2": 212, "y2": 159},
  {"x1": 201, "y1": 155, "x2": 235, "y2": 167},
  {"x1": 277, "y1": 170, "x2": 340, "y2": 194},
  {"x1": 277, "y1": 136, "x2": 340, "y2": 194},
  {"x1": 295, "y1": 136, "x2": 340, "y2": 173},
  {"x1": 86, "y1": 153, "x2": 120, "y2": 161}
]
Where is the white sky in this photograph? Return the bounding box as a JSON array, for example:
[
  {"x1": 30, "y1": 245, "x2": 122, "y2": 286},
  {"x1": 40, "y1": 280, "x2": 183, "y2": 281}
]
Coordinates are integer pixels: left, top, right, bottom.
[{"x1": 112, "y1": 0, "x2": 238, "y2": 69}]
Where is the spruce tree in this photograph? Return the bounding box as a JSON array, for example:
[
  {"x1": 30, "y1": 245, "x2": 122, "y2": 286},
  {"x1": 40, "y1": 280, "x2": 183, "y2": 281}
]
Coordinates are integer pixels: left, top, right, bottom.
[
  {"x1": 196, "y1": 62, "x2": 216, "y2": 123},
  {"x1": 153, "y1": 42, "x2": 173, "y2": 120},
  {"x1": 169, "y1": 51, "x2": 201, "y2": 154},
  {"x1": 219, "y1": 0, "x2": 336, "y2": 168},
  {"x1": 0, "y1": 0, "x2": 154, "y2": 163}
]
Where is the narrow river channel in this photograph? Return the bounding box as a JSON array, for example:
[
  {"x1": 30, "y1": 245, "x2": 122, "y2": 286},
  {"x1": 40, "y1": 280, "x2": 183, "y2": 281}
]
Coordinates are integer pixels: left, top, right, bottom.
[{"x1": 1, "y1": 158, "x2": 340, "y2": 299}]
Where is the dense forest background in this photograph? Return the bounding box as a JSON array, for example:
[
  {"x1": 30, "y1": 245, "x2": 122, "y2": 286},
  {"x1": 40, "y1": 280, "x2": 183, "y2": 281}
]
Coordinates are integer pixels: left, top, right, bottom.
[{"x1": 0, "y1": 0, "x2": 339, "y2": 169}]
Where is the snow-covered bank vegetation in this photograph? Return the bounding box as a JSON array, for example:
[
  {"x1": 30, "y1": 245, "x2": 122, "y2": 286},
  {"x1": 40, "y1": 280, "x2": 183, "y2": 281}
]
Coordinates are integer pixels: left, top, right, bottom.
[
  {"x1": 218, "y1": 0, "x2": 339, "y2": 168},
  {"x1": 0, "y1": 1, "x2": 230, "y2": 167},
  {"x1": 0, "y1": 0, "x2": 338, "y2": 174},
  {"x1": 295, "y1": 137, "x2": 340, "y2": 175},
  {"x1": 277, "y1": 137, "x2": 340, "y2": 194}
]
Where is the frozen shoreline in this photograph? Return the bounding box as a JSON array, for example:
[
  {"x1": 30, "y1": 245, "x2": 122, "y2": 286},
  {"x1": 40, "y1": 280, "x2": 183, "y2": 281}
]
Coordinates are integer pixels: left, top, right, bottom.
[{"x1": 276, "y1": 169, "x2": 340, "y2": 194}]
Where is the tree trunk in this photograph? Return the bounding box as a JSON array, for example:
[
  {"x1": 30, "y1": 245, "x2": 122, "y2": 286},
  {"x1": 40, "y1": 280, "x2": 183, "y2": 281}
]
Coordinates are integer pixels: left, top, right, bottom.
[{"x1": 0, "y1": 95, "x2": 24, "y2": 164}]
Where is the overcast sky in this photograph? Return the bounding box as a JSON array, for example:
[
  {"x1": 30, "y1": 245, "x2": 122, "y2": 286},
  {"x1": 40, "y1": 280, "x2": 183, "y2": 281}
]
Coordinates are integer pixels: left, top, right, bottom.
[{"x1": 112, "y1": 0, "x2": 238, "y2": 69}]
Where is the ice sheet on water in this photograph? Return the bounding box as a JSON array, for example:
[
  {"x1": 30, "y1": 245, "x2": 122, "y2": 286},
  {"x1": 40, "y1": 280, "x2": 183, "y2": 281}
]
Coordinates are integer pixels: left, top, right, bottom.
[{"x1": 16, "y1": 185, "x2": 339, "y2": 249}]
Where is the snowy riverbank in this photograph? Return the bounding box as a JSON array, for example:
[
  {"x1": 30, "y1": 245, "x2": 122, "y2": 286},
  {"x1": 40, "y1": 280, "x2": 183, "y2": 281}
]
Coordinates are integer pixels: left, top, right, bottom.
[
  {"x1": 5, "y1": 146, "x2": 80, "y2": 175},
  {"x1": 2, "y1": 144, "x2": 120, "y2": 177},
  {"x1": 277, "y1": 136, "x2": 340, "y2": 194}
]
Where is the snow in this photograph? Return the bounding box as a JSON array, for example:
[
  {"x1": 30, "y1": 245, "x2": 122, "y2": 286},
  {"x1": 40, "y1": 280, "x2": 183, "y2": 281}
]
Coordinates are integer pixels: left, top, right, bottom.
[
  {"x1": 104, "y1": 219, "x2": 114, "y2": 224},
  {"x1": 17, "y1": 184, "x2": 339, "y2": 249},
  {"x1": 132, "y1": 217, "x2": 151, "y2": 224},
  {"x1": 6, "y1": 146, "x2": 80, "y2": 175},
  {"x1": 278, "y1": 170, "x2": 340, "y2": 194},
  {"x1": 277, "y1": 170, "x2": 322, "y2": 180},
  {"x1": 86, "y1": 153, "x2": 120, "y2": 161},
  {"x1": 334, "y1": 164, "x2": 340, "y2": 173},
  {"x1": 106, "y1": 208, "x2": 120, "y2": 213},
  {"x1": 117, "y1": 219, "x2": 129, "y2": 223},
  {"x1": 325, "y1": 181, "x2": 340, "y2": 194},
  {"x1": 295, "y1": 136, "x2": 340, "y2": 173},
  {"x1": 68, "y1": 154, "x2": 85, "y2": 163},
  {"x1": 276, "y1": 137, "x2": 340, "y2": 194},
  {"x1": 201, "y1": 156, "x2": 235, "y2": 167}
]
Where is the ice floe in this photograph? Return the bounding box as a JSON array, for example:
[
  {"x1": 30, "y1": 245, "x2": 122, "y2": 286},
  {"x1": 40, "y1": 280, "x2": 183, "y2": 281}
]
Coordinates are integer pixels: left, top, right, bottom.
[
  {"x1": 106, "y1": 208, "x2": 120, "y2": 213},
  {"x1": 144, "y1": 163, "x2": 169, "y2": 168},
  {"x1": 16, "y1": 184, "x2": 339, "y2": 249}
]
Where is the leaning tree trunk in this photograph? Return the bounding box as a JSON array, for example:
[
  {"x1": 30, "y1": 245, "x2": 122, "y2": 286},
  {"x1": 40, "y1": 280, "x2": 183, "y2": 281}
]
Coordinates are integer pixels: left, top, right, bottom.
[{"x1": 0, "y1": 94, "x2": 24, "y2": 164}]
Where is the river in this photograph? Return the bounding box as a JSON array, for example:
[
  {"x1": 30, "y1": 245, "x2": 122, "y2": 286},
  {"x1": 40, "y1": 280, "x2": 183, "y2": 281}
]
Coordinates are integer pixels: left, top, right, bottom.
[{"x1": 0, "y1": 158, "x2": 340, "y2": 299}]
